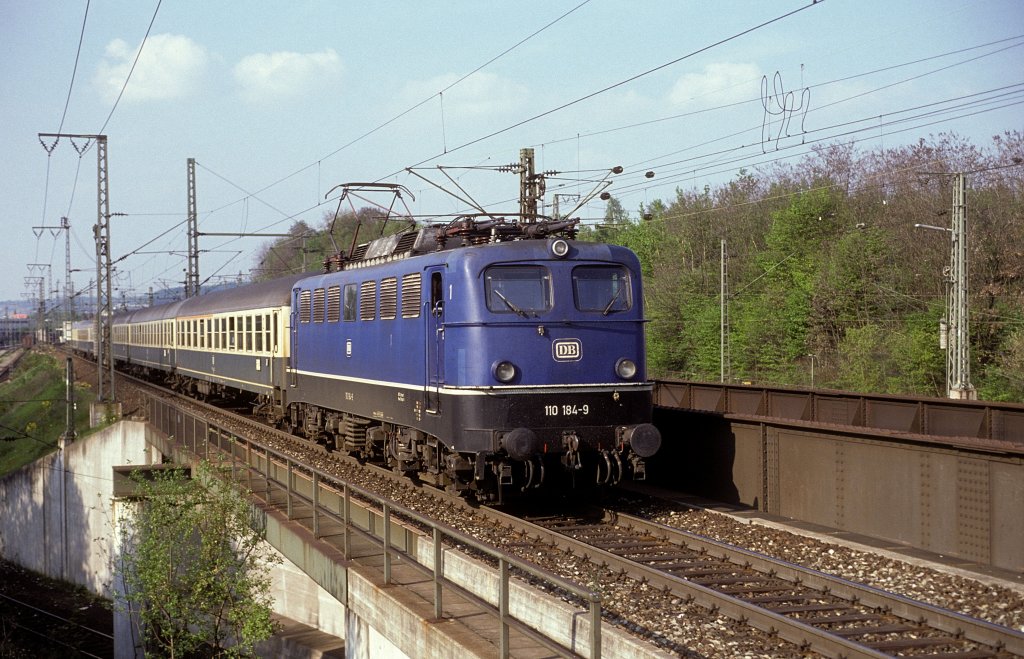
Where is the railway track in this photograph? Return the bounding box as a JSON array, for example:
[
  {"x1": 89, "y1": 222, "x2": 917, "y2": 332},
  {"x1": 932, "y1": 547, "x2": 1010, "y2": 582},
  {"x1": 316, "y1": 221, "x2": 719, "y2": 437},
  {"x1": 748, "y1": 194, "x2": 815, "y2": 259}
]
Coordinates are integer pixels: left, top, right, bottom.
[
  {"x1": 0, "y1": 591, "x2": 113, "y2": 658},
  {"x1": 78, "y1": 354, "x2": 1024, "y2": 657},
  {"x1": 493, "y1": 508, "x2": 1024, "y2": 658}
]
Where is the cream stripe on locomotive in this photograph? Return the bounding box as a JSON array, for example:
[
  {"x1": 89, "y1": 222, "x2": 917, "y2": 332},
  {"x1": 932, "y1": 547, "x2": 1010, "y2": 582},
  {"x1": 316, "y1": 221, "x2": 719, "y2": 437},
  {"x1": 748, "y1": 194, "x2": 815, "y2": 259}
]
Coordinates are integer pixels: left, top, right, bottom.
[{"x1": 289, "y1": 368, "x2": 652, "y2": 395}]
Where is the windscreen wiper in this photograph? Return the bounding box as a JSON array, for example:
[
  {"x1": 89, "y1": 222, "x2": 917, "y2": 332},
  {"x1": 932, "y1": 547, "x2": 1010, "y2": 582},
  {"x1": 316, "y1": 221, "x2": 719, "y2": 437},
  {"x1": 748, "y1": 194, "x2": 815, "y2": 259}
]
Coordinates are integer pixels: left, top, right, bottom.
[
  {"x1": 602, "y1": 286, "x2": 624, "y2": 316},
  {"x1": 493, "y1": 290, "x2": 529, "y2": 318}
]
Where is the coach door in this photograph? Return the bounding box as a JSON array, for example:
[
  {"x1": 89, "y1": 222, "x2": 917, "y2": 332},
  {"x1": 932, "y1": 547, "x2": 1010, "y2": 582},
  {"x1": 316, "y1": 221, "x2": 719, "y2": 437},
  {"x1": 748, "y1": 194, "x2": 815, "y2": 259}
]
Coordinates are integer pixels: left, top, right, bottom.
[
  {"x1": 426, "y1": 268, "x2": 445, "y2": 413},
  {"x1": 289, "y1": 292, "x2": 300, "y2": 387}
]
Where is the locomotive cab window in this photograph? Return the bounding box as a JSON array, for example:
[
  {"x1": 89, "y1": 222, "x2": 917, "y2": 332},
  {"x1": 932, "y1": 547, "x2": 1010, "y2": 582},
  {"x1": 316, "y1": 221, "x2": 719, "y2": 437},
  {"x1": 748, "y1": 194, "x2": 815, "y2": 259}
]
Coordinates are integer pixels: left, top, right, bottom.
[
  {"x1": 484, "y1": 266, "x2": 552, "y2": 315},
  {"x1": 572, "y1": 265, "x2": 631, "y2": 313}
]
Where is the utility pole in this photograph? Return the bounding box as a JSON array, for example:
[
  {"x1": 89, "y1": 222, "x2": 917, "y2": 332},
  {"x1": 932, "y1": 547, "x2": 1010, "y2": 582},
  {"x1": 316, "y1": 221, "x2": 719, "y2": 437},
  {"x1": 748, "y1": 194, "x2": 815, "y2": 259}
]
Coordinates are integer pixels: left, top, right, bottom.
[
  {"x1": 31, "y1": 218, "x2": 74, "y2": 329},
  {"x1": 40, "y1": 133, "x2": 114, "y2": 402},
  {"x1": 28, "y1": 263, "x2": 53, "y2": 341},
  {"x1": 24, "y1": 276, "x2": 44, "y2": 343},
  {"x1": 948, "y1": 173, "x2": 975, "y2": 399},
  {"x1": 519, "y1": 148, "x2": 543, "y2": 222},
  {"x1": 186, "y1": 158, "x2": 200, "y2": 297},
  {"x1": 64, "y1": 217, "x2": 74, "y2": 325},
  {"x1": 720, "y1": 239, "x2": 730, "y2": 383},
  {"x1": 61, "y1": 357, "x2": 76, "y2": 446},
  {"x1": 914, "y1": 171, "x2": 975, "y2": 400}
]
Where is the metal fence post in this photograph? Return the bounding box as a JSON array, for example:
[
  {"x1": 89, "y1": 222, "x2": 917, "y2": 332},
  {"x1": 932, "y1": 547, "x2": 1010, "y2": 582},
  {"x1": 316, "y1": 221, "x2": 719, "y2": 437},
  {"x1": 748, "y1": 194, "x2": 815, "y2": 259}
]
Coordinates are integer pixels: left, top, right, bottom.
[
  {"x1": 286, "y1": 458, "x2": 293, "y2": 519},
  {"x1": 499, "y1": 557, "x2": 509, "y2": 659},
  {"x1": 590, "y1": 593, "x2": 601, "y2": 659},
  {"x1": 264, "y1": 445, "x2": 271, "y2": 501},
  {"x1": 383, "y1": 503, "x2": 392, "y2": 585},
  {"x1": 343, "y1": 483, "x2": 351, "y2": 559},
  {"x1": 433, "y1": 526, "x2": 443, "y2": 619},
  {"x1": 312, "y1": 472, "x2": 320, "y2": 539}
]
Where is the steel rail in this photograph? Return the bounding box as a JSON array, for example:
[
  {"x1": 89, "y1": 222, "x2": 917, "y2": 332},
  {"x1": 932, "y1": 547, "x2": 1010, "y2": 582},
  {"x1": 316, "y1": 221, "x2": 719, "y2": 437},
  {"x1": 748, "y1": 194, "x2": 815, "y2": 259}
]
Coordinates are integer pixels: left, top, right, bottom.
[
  {"x1": 612, "y1": 511, "x2": 1024, "y2": 656},
  {"x1": 478, "y1": 507, "x2": 891, "y2": 659},
  {"x1": 476, "y1": 505, "x2": 1023, "y2": 659},
  {"x1": 0, "y1": 591, "x2": 112, "y2": 658}
]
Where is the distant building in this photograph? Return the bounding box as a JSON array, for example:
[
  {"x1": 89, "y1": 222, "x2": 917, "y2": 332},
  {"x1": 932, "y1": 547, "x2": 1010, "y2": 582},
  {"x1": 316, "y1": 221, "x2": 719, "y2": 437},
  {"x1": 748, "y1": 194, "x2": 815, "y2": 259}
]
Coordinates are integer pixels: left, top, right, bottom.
[{"x1": 1, "y1": 314, "x2": 31, "y2": 348}]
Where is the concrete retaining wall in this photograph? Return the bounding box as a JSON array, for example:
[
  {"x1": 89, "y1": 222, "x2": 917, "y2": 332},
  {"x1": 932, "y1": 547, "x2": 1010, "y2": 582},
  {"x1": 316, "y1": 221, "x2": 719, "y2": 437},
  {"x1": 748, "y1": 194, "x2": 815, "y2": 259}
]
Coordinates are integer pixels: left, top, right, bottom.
[{"x1": 0, "y1": 422, "x2": 356, "y2": 658}]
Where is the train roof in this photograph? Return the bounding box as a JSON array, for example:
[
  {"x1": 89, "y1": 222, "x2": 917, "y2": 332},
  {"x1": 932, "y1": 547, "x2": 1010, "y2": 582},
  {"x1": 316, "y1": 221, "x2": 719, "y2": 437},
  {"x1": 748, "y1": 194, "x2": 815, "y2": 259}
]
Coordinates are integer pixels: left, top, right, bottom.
[
  {"x1": 175, "y1": 273, "x2": 309, "y2": 316},
  {"x1": 324, "y1": 217, "x2": 591, "y2": 272},
  {"x1": 103, "y1": 273, "x2": 308, "y2": 325}
]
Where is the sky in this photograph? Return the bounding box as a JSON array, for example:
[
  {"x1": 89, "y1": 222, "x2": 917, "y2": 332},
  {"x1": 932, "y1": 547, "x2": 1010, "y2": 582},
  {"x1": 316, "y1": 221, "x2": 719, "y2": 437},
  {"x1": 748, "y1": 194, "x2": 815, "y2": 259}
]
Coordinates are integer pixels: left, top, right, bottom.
[{"x1": 1, "y1": 0, "x2": 1022, "y2": 313}]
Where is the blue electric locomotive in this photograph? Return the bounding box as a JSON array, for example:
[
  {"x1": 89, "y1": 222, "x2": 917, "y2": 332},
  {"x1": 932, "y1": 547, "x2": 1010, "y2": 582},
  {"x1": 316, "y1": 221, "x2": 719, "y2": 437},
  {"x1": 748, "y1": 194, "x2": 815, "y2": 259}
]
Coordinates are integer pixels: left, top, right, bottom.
[
  {"x1": 72, "y1": 213, "x2": 660, "y2": 501},
  {"x1": 286, "y1": 221, "x2": 660, "y2": 499}
]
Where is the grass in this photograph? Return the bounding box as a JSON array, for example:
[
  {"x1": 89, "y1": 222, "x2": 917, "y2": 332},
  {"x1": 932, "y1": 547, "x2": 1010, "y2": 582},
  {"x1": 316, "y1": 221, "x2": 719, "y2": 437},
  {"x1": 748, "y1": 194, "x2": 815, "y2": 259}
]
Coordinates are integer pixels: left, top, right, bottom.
[{"x1": 0, "y1": 350, "x2": 95, "y2": 476}]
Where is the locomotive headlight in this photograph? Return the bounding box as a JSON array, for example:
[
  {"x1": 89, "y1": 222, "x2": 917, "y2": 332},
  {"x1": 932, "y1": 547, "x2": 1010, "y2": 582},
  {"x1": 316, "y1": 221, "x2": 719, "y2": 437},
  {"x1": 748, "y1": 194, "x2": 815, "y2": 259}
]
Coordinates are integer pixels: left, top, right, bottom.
[
  {"x1": 493, "y1": 360, "x2": 517, "y2": 383},
  {"x1": 549, "y1": 238, "x2": 570, "y2": 258},
  {"x1": 615, "y1": 358, "x2": 637, "y2": 380}
]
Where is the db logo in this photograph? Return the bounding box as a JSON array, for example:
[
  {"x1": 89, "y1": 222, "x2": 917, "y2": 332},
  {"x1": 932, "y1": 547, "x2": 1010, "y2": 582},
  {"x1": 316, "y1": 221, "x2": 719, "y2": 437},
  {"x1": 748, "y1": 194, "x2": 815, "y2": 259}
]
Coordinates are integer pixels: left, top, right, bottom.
[{"x1": 552, "y1": 338, "x2": 582, "y2": 362}]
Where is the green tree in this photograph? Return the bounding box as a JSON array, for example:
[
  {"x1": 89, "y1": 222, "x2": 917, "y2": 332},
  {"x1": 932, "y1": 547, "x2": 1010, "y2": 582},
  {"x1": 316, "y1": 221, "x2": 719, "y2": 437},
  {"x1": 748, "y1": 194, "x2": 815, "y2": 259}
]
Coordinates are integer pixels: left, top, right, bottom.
[{"x1": 117, "y1": 462, "x2": 278, "y2": 657}]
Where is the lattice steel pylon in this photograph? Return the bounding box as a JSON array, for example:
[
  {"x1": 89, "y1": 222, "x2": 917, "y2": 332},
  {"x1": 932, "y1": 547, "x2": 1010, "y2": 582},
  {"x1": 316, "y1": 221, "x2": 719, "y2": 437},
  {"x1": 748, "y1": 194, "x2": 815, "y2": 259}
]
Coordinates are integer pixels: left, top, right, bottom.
[
  {"x1": 720, "y1": 239, "x2": 730, "y2": 383},
  {"x1": 946, "y1": 173, "x2": 975, "y2": 400},
  {"x1": 39, "y1": 132, "x2": 114, "y2": 401},
  {"x1": 186, "y1": 158, "x2": 200, "y2": 297}
]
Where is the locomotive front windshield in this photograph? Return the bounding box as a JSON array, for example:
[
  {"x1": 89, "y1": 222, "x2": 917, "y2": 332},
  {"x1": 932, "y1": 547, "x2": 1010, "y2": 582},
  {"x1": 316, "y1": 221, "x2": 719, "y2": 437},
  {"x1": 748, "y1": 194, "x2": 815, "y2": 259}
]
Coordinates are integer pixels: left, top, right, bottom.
[
  {"x1": 572, "y1": 265, "x2": 631, "y2": 313},
  {"x1": 485, "y1": 266, "x2": 552, "y2": 315}
]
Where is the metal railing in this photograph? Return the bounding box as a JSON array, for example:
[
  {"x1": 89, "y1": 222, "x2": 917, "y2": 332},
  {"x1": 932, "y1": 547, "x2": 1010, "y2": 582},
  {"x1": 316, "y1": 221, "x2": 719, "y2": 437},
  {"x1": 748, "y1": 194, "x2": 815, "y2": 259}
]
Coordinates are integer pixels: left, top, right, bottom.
[{"x1": 147, "y1": 395, "x2": 602, "y2": 658}]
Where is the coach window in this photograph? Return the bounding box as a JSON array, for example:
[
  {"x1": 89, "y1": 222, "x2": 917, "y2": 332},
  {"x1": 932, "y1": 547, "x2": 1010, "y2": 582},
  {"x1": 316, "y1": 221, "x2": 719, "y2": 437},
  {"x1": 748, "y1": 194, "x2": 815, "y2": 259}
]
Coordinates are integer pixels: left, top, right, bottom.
[
  {"x1": 343, "y1": 283, "x2": 357, "y2": 321},
  {"x1": 255, "y1": 315, "x2": 263, "y2": 352},
  {"x1": 484, "y1": 266, "x2": 552, "y2": 315},
  {"x1": 245, "y1": 315, "x2": 253, "y2": 352},
  {"x1": 264, "y1": 314, "x2": 271, "y2": 352},
  {"x1": 572, "y1": 265, "x2": 631, "y2": 314}
]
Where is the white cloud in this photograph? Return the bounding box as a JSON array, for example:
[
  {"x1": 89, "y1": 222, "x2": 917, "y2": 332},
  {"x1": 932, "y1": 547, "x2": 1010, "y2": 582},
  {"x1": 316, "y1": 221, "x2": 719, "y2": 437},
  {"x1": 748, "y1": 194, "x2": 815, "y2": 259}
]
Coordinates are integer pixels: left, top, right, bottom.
[
  {"x1": 94, "y1": 34, "x2": 208, "y2": 102},
  {"x1": 233, "y1": 49, "x2": 342, "y2": 102},
  {"x1": 400, "y1": 71, "x2": 529, "y2": 121},
  {"x1": 669, "y1": 62, "x2": 761, "y2": 106}
]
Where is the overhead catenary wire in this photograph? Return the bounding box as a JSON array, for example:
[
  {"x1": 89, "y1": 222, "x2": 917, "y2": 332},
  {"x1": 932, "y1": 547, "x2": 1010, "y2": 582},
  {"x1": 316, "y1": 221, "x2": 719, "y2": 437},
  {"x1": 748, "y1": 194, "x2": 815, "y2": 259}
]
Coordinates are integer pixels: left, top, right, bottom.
[
  {"x1": 62, "y1": 3, "x2": 1021, "y2": 302},
  {"x1": 213, "y1": 1, "x2": 594, "y2": 211},
  {"x1": 37, "y1": 0, "x2": 92, "y2": 230},
  {"x1": 389, "y1": 1, "x2": 826, "y2": 178},
  {"x1": 176, "y1": 1, "x2": 827, "y2": 286},
  {"x1": 93, "y1": 0, "x2": 163, "y2": 138}
]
